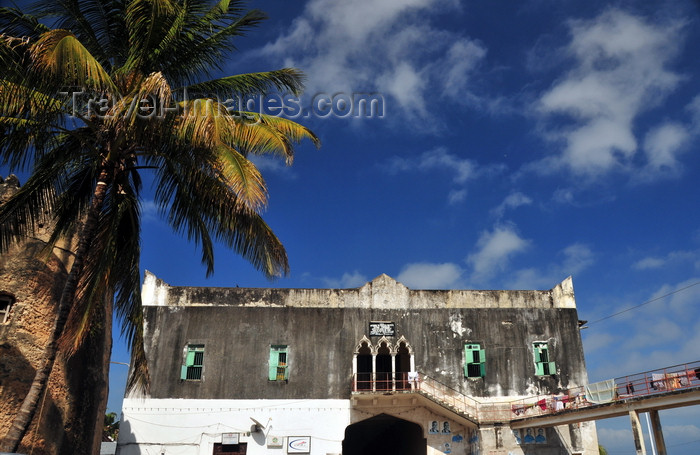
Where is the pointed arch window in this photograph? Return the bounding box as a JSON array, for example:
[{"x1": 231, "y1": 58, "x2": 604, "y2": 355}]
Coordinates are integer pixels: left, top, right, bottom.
[{"x1": 353, "y1": 336, "x2": 416, "y2": 392}]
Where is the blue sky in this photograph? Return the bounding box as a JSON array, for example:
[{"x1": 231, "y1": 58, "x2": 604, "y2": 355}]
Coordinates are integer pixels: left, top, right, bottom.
[
  {"x1": 2, "y1": 0, "x2": 699, "y2": 453},
  {"x1": 133, "y1": 1, "x2": 700, "y2": 453}
]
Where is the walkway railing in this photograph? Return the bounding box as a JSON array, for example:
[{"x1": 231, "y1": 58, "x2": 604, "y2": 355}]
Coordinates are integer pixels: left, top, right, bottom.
[
  {"x1": 506, "y1": 360, "x2": 700, "y2": 421},
  {"x1": 351, "y1": 360, "x2": 700, "y2": 424}
]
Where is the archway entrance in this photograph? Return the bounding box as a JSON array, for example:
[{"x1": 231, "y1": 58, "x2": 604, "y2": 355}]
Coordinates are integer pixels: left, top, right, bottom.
[{"x1": 342, "y1": 414, "x2": 426, "y2": 455}]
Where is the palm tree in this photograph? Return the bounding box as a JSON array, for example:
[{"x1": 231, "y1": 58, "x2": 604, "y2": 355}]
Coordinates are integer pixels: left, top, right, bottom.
[{"x1": 0, "y1": 0, "x2": 319, "y2": 452}]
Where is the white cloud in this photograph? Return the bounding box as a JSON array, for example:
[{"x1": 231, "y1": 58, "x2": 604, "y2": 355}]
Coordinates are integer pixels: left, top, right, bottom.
[
  {"x1": 639, "y1": 122, "x2": 690, "y2": 179},
  {"x1": 419, "y1": 148, "x2": 477, "y2": 184},
  {"x1": 632, "y1": 256, "x2": 666, "y2": 270},
  {"x1": 447, "y1": 189, "x2": 467, "y2": 205},
  {"x1": 491, "y1": 192, "x2": 533, "y2": 218},
  {"x1": 322, "y1": 271, "x2": 369, "y2": 288},
  {"x1": 467, "y1": 225, "x2": 530, "y2": 282},
  {"x1": 397, "y1": 262, "x2": 463, "y2": 289},
  {"x1": 257, "y1": 0, "x2": 485, "y2": 123},
  {"x1": 535, "y1": 9, "x2": 684, "y2": 177},
  {"x1": 581, "y1": 332, "x2": 617, "y2": 354},
  {"x1": 561, "y1": 243, "x2": 594, "y2": 275},
  {"x1": 505, "y1": 243, "x2": 594, "y2": 290},
  {"x1": 383, "y1": 147, "x2": 488, "y2": 204},
  {"x1": 385, "y1": 148, "x2": 478, "y2": 183},
  {"x1": 249, "y1": 155, "x2": 296, "y2": 178},
  {"x1": 140, "y1": 199, "x2": 159, "y2": 223},
  {"x1": 688, "y1": 94, "x2": 700, "y2": 133},
  {"x1": 632, "y1": 250, "x2": 697, "y2": 270}
]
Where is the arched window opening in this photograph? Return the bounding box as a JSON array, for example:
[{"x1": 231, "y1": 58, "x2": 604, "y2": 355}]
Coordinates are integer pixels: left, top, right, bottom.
[
  {"x1": 357, "y1": 341, "x2": 372, "y2": 391},
  {"x1": 396, "y1": 342, "x2": 411, "y2": 389},
  {"x1": 376, "y1": 341, "x2": 392, "y2": 391}
]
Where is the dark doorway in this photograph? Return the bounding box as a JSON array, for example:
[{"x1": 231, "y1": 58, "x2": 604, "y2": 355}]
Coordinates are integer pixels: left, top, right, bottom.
[
  {"x1": 376, "y1": 342, "x2": 391, "y2": 391},
  {"x1": 343, "y1": 414, "x2": 426, "y2": 455},
  {"x1": 212, "y1": 442, "x2": 247, "y2": 454},
  {"x1": 396, "y1": 342, "x2": 410, "y2": 389},
  {"x1": 357, "y1": 343, "x2": 372, "y2": 391}
]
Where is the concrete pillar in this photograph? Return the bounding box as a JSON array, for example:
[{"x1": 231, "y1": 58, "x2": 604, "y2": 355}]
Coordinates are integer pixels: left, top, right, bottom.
[
  {"x1": 371, "y1": 354, "x2": 376, "y2": 392},
  {"x1": 649, "y1": 410, "x2": 668, "y2": 455},
  {"x1": 568, "y1": 423, "x2": 583, "y2": 452},
  {"x1": 352, "y1": 354, "x2": 357, "y2": 391},
  {"x1": 629, "y1": 410, "x2": 647, "y2": 455},
  {"x1": 391, "y1": 353, "x2": 396, "y2": 391}
]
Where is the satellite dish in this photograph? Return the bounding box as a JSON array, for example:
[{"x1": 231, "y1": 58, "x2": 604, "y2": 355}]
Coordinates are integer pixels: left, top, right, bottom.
[{"x1": 250, "y1": 417, "x2": 266, "y2": 432}]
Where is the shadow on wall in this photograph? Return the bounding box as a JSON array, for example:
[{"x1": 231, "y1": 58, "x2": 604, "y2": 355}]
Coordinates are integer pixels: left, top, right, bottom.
[
  {"x1": 0, "y1": 344, "x2": 67, "y2": 455},
  {"x1": 512, "y1": 425, "x2": 581, "y2": 455}
]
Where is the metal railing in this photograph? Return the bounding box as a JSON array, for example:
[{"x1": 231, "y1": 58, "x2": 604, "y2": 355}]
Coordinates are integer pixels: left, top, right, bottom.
[
  {"x1": 351, "y1": 360, "x2": 700, "y2": 424},
  {"x1": 352, "y1": 371, "x2": 479, "y2": 418},
  {"x1": 506, "y1": 360, "x2": 700, "y2": 420}
]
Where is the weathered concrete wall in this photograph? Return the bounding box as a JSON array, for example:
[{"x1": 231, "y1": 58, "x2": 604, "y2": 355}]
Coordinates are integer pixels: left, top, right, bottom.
[
  {"x1": 138, "y1": 273, "x2": 588, "y2": 401},
  {"x1": 124, "y1": 272, "x2": 596, "y2": 455},
  {"x1": 143, "y1": 272, "x2": 576, "y2": 310},
  {"x1": 0, "y1": 175, "x2": 111, "y2": 455}
]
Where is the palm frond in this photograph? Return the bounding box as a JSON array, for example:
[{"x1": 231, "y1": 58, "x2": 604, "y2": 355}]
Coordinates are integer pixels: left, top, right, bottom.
[
  {"x1": 227, "y1": 112, "x2": 321, "y2": 163},
  {"x1": 0, "y1": 7, "x2": 50, "y2": 41},
  {"x1": 105, "y1": 71, "x2": 172, "y2": 138},
  {"x1": 32, "y1": 0, "x2": 129, "y2": 69},
  {"x1": 31, "y1": 29, "x2": 116, "y2": 91},
  {"x1": 183, "y1": 68, "x2": 307, "y2": 98},
  {"x1": 151, "y1": 147, "x2": 288, "y2": 277},
  {"x1": 0, "y1": 164, "x2": 59, "y2": 253},
  {"x1": 122, "y1": 0, "x2": 179, "y2": 73},
  {"x1": 156, "y1": 8, "x2": 267, "y2": 85}
]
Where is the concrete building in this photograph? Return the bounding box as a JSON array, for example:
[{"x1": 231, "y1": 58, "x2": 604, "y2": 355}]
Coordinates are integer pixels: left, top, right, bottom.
[{"x1": 118, "y1": 271, "x2": 598, "y2": 455}]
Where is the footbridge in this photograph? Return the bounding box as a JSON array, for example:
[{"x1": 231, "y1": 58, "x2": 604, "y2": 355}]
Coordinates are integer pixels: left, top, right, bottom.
[{"x1": 352, "y1": 360, "x2": 700, "y2": 455}]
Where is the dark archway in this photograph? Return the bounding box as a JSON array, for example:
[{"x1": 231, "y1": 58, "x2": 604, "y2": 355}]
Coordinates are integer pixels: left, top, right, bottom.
[
  {"x1": 342, "y1": 414, "x2": 426, "y2": 455},
  {"x1": 376, "y1": 342, "x2": 391, "y2": 391},
  {"x1": 396, "y1": 342, "x2": 410, "y2": 389},
  {"x1": 357, "y1": 342, "x2": 372, "y2": 391}
]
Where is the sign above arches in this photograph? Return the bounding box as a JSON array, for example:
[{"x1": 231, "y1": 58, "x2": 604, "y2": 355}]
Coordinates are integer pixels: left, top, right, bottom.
[{"x1": 369, "y1": 321, "x2": 395, "y2": 336}]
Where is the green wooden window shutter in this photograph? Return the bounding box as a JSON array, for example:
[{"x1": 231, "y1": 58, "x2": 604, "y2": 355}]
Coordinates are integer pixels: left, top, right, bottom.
[
  {"x1": 464, "y1": 344, "x2": 485, "y2": 378},
  {"x1": 463, "y1": 345, "x2": 470, "y2": 377},
  {"x1": 181, "y1": 345, "x2": 204, "y2": 380},
  {"x1": 535, "y1": 361, "x2": 545, "y2": 376},
  {"x1": 534, "y1": 343, "x2": 554, "y2": 376},
  {"x1": 180, "y1": 364, "x2": 188, "y2": 380},
  {"x1": 186, "y1": 350, "x2": 197, "y2": 366},
  {"x1": 269, "y1": 345, "x2": 288, "y2": 381},
  {"x1": 269, "y1": 349, "x2": 279, "y2": 380}
]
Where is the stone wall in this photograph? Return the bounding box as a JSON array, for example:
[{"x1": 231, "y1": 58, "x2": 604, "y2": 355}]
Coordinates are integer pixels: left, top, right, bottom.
[{"x1": 0, "y1": 175, "x2": 111, "y2": 455}]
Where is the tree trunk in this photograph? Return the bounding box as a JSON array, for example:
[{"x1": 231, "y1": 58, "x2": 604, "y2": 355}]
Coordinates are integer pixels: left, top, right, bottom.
[{"x1": 0, "y1": 165, "x2": 114, "y2": 453}]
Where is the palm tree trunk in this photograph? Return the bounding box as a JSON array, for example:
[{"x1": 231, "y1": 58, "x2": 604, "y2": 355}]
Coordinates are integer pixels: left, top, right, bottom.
[{"x1": 1, "y1": 164, "x2": 114, "y2": 453}]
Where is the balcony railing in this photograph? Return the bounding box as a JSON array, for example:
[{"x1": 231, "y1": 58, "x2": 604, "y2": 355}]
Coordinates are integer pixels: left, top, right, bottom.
[{"x1": 351, "y1": 360, "x2": 700, "y2": 424}]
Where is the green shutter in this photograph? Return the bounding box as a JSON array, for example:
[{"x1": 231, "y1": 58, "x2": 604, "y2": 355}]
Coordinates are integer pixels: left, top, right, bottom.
[
  {"x1": 180, "y1": 364, "x2": 188, "y2": 380},
  {"x1": 535, "y1": 361, "x2": 545, "y2": 376},
  {"x1": 463, "y1": 345, "x2": 470, "y2": 377},
  {"x1": 186, "y1": 350, "x2": 196, "y2": 366},
  {"x1": 269, "y1": 349, "x2": 279, "y2": 380},
  {"x1": 464, "y1": 344, "x2": 486, "y2": 378},
  {"x1": 548, "y1": 361, "x2": 556, "y2": 375}
]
